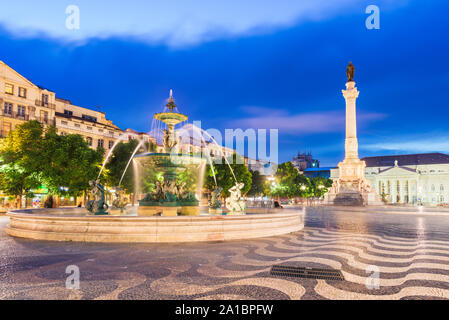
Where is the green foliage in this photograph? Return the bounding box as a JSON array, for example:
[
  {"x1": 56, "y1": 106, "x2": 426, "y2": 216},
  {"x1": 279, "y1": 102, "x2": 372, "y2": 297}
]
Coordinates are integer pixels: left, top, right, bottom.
[
  {"x1": 40, "y1": 130, "x2": 104, "y2": 197},
  {"x1": 271, "y1": 162, "x2": 300, "y2": 198},
  {"x1": 0, "y1": 121, "x2": 44, "y2": 204},
  {"x1": 0, "y1": 121, "x2": 104, "y2": 204},
  {"x1": 104, "y1": 139, "x2": 139, "y2": 194},
  {"x1": 205, "y1": 153, "x2": 252, "y2": 197},
  {"x1": 310, "y1": 177, "x2": 333, "y2": 198},
  {"x1": 247, "y1": 169, "x2": 269, "y2": 197},
  {"x1": 0, "y1": 162, "x2": 41, "y2": 199},
  {"x1": 269, "y1": 161, "x2": 332, "y2": 199}
]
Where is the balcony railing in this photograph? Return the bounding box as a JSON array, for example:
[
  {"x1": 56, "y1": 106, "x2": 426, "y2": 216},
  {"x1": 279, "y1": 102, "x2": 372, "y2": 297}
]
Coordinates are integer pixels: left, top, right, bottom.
[
  {"x1": 1, "y1": 111, "x2": 30, "y2": 120},
  {"x1": 35, "y1": 100, "x2": 56, "y2": 109}
]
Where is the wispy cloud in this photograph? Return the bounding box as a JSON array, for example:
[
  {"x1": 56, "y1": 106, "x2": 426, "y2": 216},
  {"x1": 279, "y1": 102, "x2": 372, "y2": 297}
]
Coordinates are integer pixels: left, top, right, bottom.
[
  {"x1": 0, "y1": 0, "x2": 382, "y2": 47},
  {"x1": 231, "y1": 106, "x2": 386, "y2": 134},
  {"x1": 362, "y1": 134, "x2": 449, "y2": 153}
]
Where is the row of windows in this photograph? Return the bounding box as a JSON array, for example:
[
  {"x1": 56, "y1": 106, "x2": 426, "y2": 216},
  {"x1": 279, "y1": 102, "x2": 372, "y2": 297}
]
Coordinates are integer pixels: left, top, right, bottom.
[
  {"x1": 3, "y1": 101, "x2": 49, "y2": 122},
  {"x1": 58, "y1": 118, "x2": 117, "y2": 136},
  {"x1": 5, "y1": 83, "x2": 27, "y2": 98},
  {"x1": 85, "y1": 137, "x2": 114, "y2": 149},
  {"x1": 3, "y1": 101, "x2": 26, "y2": 116}
]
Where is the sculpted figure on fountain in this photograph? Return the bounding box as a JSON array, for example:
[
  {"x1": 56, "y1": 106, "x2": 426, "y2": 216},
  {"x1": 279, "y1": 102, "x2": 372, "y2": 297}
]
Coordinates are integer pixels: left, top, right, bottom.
[
  {"x1": 86, "y1": 179, "x2": 109, "y2": 215},
  {"x1": 226, "y1": 182, "x2": 246, "y2": 213}
]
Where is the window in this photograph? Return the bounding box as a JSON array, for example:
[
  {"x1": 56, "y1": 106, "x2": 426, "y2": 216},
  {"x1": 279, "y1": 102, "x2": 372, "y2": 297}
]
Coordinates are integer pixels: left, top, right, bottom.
[
  {"x1": 18, "y1": 87, "x2": 27, "y2": 98},
  {"x1": 440, "y1": 184, "x2": 444, "y2": 192},
  {"x1": 109, "y1": 131, "x2": 113, "y2": 135},
  {"x1": 87, "y1": 126, "x2": 92, "y2": 130},
  {"x1": 86, "y1": 137, "x2": 93, "y2": 146},
  {"x1": 42, "y1": 94, "x2": 49, "y2": 106},
  {"x1": 431, "y1": 184, "x2": 435, "y2": 192},
  {"x1": 3, "y1": 102, "x2": 12, "y2": 115},
  {"x1": 60, "y1": 131, "x2": 67, "y2": 136},
  {"x1": 98, "y1": 139, "x2": 104, "y2": 148},
  {"x1": 5, "y1": 83, "x2": 13, "y2": 95},
  {"x1": 64, "y1": 110, "x2": 73, "y2": 116},
  {"x1": 40, "y1": 110, "x2": 48, "y2": 123},
  {"x1": 2, "y1": 122, "x2": 11, "y2": 137},
  {"x1": 98, "y1": 129, "x2": 103, "y2": 133},
  {"x1": 81, "y1": 114, "x2": 97, "y2": 122},
  {"x1": 74, "y1": 123, "x2": 80, "y2": 128},
  {"x1": 108, "y1": 141, "x2": 114, "y2": 149},
  {"x1": 17, "y1": 105, "x2": 26, "y2": 117},
  {"x1": 61, "y1": 121, "x2": 68, "y2": 125}
]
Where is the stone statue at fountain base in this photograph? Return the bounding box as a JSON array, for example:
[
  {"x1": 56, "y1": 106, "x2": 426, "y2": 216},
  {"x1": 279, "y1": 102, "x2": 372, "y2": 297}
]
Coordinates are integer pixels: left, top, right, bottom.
[
  {"x1": 209, "y1": 187, "x2": 223, "y2": 215},
  {"x1": 138, "y1": 178, "x2": 201, "y2": 216},
  {"x1": 110, "y1": 187, "x2": 129, "y2": 215},
  {"x1": 86, "y1": 180, "x2": 109, "y2": 215},
  {"x1": 225, "y1": 183, "x2": 246, "y2": 215}
]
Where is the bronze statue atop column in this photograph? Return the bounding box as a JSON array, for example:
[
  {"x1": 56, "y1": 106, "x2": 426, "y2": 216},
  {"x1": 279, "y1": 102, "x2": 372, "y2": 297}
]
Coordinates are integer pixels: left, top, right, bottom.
[{"x1": 346, "y1": 61, "x2": 355, "y2": 82}]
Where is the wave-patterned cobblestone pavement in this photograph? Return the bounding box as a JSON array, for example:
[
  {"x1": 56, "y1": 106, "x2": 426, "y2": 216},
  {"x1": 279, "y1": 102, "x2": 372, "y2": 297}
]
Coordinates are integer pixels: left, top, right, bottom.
[{"x1": 1, "y1": 206, "x2": 449, "y2": 300}]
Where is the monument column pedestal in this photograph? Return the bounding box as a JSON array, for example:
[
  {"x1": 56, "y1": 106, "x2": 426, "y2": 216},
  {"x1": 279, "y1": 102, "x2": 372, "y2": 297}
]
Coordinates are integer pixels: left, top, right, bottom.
[{"x1": 326, "y1": 76, "x2": 383, "y2": 206}]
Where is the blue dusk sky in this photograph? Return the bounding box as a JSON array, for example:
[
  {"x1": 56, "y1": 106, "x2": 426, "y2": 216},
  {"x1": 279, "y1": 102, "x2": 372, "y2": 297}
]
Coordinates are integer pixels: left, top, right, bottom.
[{"x1": 0, "y1": 0, "x2": 448, "y2": 165}]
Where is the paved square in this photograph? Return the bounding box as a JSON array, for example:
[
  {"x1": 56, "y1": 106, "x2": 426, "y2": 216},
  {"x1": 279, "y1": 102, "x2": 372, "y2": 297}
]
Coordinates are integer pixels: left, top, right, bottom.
[{"x1": 1, "y1": 207, "x2": 449, "y2": 300}]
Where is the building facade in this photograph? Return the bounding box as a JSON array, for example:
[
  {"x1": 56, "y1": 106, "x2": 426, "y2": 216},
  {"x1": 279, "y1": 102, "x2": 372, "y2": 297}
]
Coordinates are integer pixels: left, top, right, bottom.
[
  {"x1": 330, "y1": 153, "x2": 449, "y2": 206},
  {"x1": 0, "y1": 60, "x2": 57, "y2": 137},
  {"x1": 0, "y1": 60, "x2": 124, "y2": 150},
  {"x1": 55, "y1": 97, "x2": 123, "y2": 150}
]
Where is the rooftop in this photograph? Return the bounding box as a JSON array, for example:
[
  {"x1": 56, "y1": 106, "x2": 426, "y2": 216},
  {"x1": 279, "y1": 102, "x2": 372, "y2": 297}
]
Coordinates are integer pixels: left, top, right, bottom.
[{"x1": 362, "y1": 153, "x2": 449, "y2": 167}]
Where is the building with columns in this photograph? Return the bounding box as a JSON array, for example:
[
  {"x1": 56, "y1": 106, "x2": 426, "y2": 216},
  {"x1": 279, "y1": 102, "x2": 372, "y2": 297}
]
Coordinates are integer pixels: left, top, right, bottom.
[
  {"x1": 362, "y1": 153, "x2": 449, "y2": 206},
  {"x1": 330, "y1": 153, "x2": 449, "y2": 206}
]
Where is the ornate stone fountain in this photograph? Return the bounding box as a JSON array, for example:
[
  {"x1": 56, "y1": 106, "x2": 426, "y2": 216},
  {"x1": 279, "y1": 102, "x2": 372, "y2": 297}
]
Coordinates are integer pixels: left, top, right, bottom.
[{"x1": 135, "y1": 91, "x2": 206, "y2": 216}]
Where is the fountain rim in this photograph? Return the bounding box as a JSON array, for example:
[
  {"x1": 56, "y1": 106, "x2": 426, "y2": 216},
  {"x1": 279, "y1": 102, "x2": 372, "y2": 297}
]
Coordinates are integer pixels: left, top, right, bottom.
[
  {"x1": 154, "y1": 112, "x2": 188, "y2": 124},
  {"x1": 133, "y1": 152, "x2": 206, "y2": 160}
]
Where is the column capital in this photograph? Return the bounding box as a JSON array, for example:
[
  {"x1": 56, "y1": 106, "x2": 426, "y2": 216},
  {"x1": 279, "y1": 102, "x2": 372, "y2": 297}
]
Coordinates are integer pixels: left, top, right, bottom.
[{"x1": 342, "y1": 82, "x2": 359, "y2": 99}]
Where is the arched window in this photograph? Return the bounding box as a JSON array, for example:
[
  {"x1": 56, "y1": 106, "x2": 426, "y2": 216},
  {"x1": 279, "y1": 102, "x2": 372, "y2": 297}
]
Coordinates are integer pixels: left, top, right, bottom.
[
  {"x1": 440, "y1": 184, "x2": 444, "y2": 191},
  {"x1": 86, "y1": 137, "x2": 93, "y2": 146}
]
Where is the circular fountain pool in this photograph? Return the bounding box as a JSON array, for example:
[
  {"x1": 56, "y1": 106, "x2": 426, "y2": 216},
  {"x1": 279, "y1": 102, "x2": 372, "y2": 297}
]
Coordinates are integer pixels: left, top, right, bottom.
[{"x1": 4, "y1": 208, "x2": 304, "y2": 243}]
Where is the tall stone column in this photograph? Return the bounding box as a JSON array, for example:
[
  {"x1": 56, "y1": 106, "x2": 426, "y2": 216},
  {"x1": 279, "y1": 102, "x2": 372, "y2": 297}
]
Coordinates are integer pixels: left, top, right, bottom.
[
  {"x1": 325, "y1": 62, "x2": 383, "y2": 206},
  {"x1": 343, "y1": 81, "x2": 360, "y2": 160}
]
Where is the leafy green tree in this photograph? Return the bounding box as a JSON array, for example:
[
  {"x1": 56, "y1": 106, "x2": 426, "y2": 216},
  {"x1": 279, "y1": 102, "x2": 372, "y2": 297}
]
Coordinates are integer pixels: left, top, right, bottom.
[
  {"x1": 247, "y1": 169, "x2": 269, "y2": 197},
  {"x1": 104, "y1": 139, "x2": 139, "y2": 194},
  {"x1": 294, "y1": 173, "x2": 313, "y2": 198},
  {"x1": 205, "y1": 153, "x2": 252, "y2": 197},
  {"x1": 0, "y1": 163, "x2": 41, "y2": 208},
  {"x1": 40, "y1": 129, "x2": 104, "y2": 197},
  {"x1": 310, "y1": 177, "x2": 333, "y2": 198},
  {"x1": 270, "y1": 162, "x2": 299, "y2": 198},
  {"x1": 0, "y1": 121, "x2": 44, "y2": 207}
]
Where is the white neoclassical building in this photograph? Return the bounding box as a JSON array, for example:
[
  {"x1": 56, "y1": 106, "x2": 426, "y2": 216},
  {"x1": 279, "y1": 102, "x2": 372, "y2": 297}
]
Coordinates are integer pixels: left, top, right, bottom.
[{"x1": 330, "y1": 153, "x2": 449, "y2": 206}]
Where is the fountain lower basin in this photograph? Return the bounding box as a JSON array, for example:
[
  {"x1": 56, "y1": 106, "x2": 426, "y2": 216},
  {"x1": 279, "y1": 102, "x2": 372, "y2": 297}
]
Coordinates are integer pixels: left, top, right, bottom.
[{"x1": 4, "y1": 208, "x2": 304, "y2": 243}]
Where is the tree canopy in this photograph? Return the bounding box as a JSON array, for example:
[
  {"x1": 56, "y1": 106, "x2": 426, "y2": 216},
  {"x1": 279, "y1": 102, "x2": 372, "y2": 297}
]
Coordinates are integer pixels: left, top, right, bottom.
[
  {"x1": 269, "y1": 161, "x2": 332, "y2": 199},
  {"x1": 104, "y1": 139, "x2": 139, "y2": 194},
  {"x1": 205, "y1": 153, "x2": 252, "y2": 197},
  {"x1": 40, "y1": 128, "x2": 104, "y2": 197},
  {"x1": 247, "y1": 169, "x2": 269, "y2": 197},
  {"x1": 0, "y1": 120, "x2": 104, "y2": 205}
]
